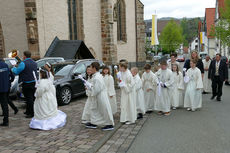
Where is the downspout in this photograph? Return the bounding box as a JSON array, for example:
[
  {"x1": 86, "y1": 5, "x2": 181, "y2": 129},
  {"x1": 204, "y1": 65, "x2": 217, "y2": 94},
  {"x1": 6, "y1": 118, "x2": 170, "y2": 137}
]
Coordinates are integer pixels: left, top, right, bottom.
[{"x1": 135, "y1": 0, "x2": 138, "y2": 62}]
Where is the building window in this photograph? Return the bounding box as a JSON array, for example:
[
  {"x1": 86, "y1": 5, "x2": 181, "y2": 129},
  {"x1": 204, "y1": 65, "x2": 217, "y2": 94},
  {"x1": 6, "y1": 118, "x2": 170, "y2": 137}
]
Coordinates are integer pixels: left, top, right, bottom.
[
  {"x1": 68, "y1": 0, "x2": 78, "y2": 40},
  {"x1": 117, "y1": 0, "x2": 127, "y2": 42}
]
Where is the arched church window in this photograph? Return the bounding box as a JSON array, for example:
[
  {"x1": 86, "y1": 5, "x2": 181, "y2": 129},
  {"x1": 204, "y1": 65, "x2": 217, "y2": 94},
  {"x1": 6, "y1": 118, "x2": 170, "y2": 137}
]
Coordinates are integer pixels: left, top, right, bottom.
[{"x1": 117, "y1": 0, "x2": 127, "y2": 42}]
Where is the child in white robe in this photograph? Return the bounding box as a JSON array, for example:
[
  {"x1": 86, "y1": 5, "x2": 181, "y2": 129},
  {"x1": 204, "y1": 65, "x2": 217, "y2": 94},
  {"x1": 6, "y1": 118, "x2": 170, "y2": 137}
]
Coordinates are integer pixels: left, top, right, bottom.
[
  {"x1": 202, "y1": 56, "x2": 212, "y2": 93},
  {"x1": 131, "y1": 67, "x2": 145, "y2": 119},
  {"x1": 85, "y1": 62, "x2": 114, "y2": 131},
  {"x1": 184, "y1": 60, "x2": 203, "y2": 111},
  {"x1": 171, "y1": 64, "x2": 184, "y2": 109},
  {"x1": 119, "y1": 61, "x2": 137, "y2": 125},
  {"x1": 102, "y1": 66, "x2": 117, "y2": 115},
  {"x1": 142, "y1": 64, "x2": 158, "y2": 113},
  {"x1": 155, "y1": 61, "x2": 174, "y2": 116},
  {"x1": 29, "y1": 67, "x2": 66, "y2": 130},
  {"x1": 82, "y1": 66, "x2": 93, "y2": 124}
]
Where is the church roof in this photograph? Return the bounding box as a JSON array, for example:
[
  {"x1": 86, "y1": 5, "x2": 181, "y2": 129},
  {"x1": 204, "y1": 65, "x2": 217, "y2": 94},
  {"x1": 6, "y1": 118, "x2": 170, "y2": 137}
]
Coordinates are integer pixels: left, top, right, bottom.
[{"x1": 45, "y1": 37, "x2": 94, "y2": 60}]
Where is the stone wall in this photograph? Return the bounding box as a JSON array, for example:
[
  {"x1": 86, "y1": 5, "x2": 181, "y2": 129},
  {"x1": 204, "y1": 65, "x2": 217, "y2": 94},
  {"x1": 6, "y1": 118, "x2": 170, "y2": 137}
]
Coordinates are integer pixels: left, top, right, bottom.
[
  {"x1": 101, "y1": 0, "x2": 117, "y2": 64},
  {"x1": 0, "y1": 22, "x2": 5, "y2": 58},
  {"x1": 0, "y1": 0, "x2": 28, "y2": 57},
  {"x1": 36, "y1": 0, "x2": 69, "y2": 57},
  {"x1": 136, "y1": 0, "x2": 146, "y2": 62},
  {"x1": 24, "y1": 0, "x2": 40, "y2": 59},
  {"x1": 83, "y1": 0, "x2": 103, "y2": 61}
]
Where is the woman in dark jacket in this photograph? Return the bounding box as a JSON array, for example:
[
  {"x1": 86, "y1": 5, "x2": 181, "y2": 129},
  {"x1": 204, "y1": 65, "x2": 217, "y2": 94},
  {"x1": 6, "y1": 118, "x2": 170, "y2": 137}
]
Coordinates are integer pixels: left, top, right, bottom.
[{"x1": 184, "y1": 51, "x2": 204, "y2": 75}]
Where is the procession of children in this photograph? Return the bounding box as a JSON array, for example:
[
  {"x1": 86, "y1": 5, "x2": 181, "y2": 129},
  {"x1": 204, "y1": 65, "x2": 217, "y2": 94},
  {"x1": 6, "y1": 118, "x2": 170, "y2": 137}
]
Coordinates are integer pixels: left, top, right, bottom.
[{"x1": 82, "y1": 53, "x2": 204, "y2": 131}]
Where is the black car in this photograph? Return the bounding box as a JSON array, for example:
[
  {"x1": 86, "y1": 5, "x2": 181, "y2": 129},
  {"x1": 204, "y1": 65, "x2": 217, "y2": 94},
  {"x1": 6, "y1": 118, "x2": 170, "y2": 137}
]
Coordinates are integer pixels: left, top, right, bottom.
[{"x1": 53, "y1": 59, "x2": 104, "y2": 105}]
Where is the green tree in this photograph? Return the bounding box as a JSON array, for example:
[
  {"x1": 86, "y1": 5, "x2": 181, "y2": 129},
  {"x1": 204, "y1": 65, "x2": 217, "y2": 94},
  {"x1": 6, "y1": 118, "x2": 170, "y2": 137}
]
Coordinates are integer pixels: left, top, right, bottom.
[
  {"x1": 180, "y1": 17, "x2": 200, "y2": 47},
  {"x1": 211, "y1": 0, "x2": 230, "y2": 48},
  {"x1": 159, "y1": 20, "x2": 183, "y2": 54}
]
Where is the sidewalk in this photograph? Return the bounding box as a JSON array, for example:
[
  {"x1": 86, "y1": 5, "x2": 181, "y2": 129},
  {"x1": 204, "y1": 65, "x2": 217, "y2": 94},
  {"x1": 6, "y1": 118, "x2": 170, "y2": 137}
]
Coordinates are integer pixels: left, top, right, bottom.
[{"x1": 0, "y1": 90, "x2": 148, "y2": 153}]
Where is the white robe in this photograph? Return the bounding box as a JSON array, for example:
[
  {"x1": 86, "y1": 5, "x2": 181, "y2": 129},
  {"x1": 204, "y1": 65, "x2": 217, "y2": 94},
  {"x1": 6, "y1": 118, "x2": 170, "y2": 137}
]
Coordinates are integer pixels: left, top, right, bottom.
[
  {"x1": 155, "y1": 69, "x2": 174, "y2": 112},
  {"x1": 171, "y1": 71, "x2": 184, "y2": 108},
  {"x1": 142, "y1": 71, "x2": 158, "y2": 111},
  {"x1": 133, "y1": 74, "x2": 146, "y2": 114},
  {"x1": 87, "y1": 72, "x2": 114, "y2": 126},
  {"x1": 103, "y1": 74, "x2": 117, "y2": 114},
  {"x1": 30, "y1": 79, "x2": 66, "y2": 130},
  {"x1": 120, "y1": 70, "x2": 137, "y2": 123},
  {"x1": 202, "y1": 59, "x2": 212, "y2": 92},
  {"x1": 82, "y1": 77, "x2": 94, "y2": 122},
  {"x1": 184, "y1": 67, "x2": 203, "y2": 110}
]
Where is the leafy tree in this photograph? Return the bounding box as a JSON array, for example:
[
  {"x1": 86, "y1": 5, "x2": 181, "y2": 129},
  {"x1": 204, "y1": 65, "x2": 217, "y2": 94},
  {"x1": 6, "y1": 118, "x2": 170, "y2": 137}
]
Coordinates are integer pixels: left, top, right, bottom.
[
  {"x1": 180, "y1": 17, "x2": 200, "y2": 47},
  {"x1": 159, "y1": 20, "x2": 183, "y2": 54},
  {"x1": 211, "y1": 0, "x2": 230, "y2": 48}
]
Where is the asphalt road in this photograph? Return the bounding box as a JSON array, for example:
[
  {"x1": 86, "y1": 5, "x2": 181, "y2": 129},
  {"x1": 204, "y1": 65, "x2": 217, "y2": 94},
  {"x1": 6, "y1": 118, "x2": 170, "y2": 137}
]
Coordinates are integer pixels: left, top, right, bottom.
[{"x1": 127, "y1": 85, "x2": 230, "y2": 153}]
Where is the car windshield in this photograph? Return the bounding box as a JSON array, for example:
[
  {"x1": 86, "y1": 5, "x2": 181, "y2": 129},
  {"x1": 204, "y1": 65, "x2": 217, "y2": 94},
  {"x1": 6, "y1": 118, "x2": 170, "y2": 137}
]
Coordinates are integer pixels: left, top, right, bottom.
[{"x1": 53, "y1": 64, "x2": 74, "y2": 76}]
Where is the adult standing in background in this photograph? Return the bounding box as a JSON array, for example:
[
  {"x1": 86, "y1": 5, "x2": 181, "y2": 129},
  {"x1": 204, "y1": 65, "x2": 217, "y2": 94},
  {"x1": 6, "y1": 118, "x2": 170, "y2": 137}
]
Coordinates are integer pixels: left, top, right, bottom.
[
  {"x1": 12, "y1": 51, "x2": 37, "y2": 118},
  {"x1": 208, "y1": 53, "x2": 228, "y2": 101},
  {"x1": 0, "y1": 59, "x2": 10, "y2": 126},
  {"x1": 184, "y1": 50, "x2": 204, "y2": 76},
  {"x1": 167, "y1": 53, "x2": 179, "y2": 70},
  {"x1": 202, "y1": 55, "x2": 212, "y2": 94}
]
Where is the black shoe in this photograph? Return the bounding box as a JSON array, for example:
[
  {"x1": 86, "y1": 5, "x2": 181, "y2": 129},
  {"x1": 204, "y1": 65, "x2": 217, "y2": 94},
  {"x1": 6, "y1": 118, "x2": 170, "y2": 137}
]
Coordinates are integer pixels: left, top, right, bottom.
[
  {"x1": 0, "y1": 122, "x2": 9, "y2": 126},
  {"x1": 102, "y1": 125, "x2": 114, "y2": 131},
  {"x1": 211, "y1": 95, "x2": 216, "y2": 100},
  {"x1": 202, "y1": 91, "x2": 207, "y2": 94},
  {"x1": 25, "y1": 115, "x2": 33, "y2": 118},
  {"x1": 137, "y1": 113, "x2": 143, "y2": 119},
  {"x1": 217, "y1": 97, "x2": 221, "y2": 101},
  {"x1": 85, "y1": 123, "x2": 97, "y2": 129},
  {"x1": 14, "y1": 109, "x2": 18, "y2": 115},
  {"x1": 24, "y1": 111, "x2": 28, "y2": 115},
  {"x1": 146, "y1": 111, "x2": 153, "y2": 114},
  {"x1": 0, "y1": 114, "x2": 3, "y2": 117}
]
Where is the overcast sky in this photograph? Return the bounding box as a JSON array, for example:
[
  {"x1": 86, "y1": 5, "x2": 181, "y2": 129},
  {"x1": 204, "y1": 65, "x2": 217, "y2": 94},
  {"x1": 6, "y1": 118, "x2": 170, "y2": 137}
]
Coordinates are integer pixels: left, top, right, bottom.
[{"x1": 142, "y1": 0, "x2": 216, "y2": 19}]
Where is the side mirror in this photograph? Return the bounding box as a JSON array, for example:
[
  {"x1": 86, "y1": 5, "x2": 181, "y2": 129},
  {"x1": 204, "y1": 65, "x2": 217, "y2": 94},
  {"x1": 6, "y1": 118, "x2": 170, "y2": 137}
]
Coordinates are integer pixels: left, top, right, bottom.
[{"x1": 72, "y1": 72, "x2": 80, "y2": 79}]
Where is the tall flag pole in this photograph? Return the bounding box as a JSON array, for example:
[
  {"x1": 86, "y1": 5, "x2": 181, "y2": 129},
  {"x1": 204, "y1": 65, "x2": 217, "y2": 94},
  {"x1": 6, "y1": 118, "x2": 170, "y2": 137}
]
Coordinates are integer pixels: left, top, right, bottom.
[{"x1": 151, "y1": 15, "x2": 159, "y2": 46}]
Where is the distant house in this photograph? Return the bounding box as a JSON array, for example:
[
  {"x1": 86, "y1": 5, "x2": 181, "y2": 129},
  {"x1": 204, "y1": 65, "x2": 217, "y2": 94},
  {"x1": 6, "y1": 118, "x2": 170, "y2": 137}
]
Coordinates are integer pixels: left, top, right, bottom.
[
  {"x1": 203, "y1": 8, "x2": 216, "y2": 58},
  {"x1": 145, "y1": 18, "x2": 180, "y2": 42}
]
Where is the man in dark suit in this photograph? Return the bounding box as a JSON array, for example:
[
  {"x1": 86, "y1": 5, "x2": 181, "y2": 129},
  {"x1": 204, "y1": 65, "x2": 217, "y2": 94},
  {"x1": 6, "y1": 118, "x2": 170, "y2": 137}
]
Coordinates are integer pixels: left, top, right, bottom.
[{"x1": 208, "y1": 53, "x2": 228, "y2": 101}]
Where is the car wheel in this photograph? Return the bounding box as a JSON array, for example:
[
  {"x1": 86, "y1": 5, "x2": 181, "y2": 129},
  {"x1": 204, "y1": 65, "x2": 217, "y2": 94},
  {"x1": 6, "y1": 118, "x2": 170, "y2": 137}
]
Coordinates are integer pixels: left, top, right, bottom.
[{"x1": 58, "y1": 87, "x2": 72, "y2": 105}]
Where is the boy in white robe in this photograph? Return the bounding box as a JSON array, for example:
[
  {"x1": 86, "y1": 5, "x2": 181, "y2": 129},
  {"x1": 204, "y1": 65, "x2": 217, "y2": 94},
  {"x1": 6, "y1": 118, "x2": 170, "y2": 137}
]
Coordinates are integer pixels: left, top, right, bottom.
[
  {"x1": 85, "y1": 62, "x2": 114, "y2": 131},
  {"x1": 82, "y1": 66, "x2": 93, "y2": 124},
  {"x1": 131, "y1": 67, "x2": 146, "y2": 119},
  {"x1": 202, "y1": 55, "x2": 212, "y2": 94},
  {"x1": 142, "y1": 64, "x2": 158, "y2": 113},
  {"x1": 155, "y1": 61, "x2": 174, "y2": 116},
  {"x1": 102, "y1": 66, "x2": 117, "y2": 115},
  {"x1": 119, "y1": 61, "x2": 137, "y2": 125},
  {"x1": 184, "y1": 60, "x2": 203, "y2": 111},
  {"x1": 171, "y1": 64, "x2": 184, "y2": 109}
]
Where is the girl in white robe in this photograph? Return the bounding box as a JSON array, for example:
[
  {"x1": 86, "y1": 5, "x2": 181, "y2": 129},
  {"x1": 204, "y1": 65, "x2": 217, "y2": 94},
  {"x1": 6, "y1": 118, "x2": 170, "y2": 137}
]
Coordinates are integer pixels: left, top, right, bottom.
[
  {"x1": 82, "y1": 66, "x2": 94, "y2": 124},
  {"x1": 29, "y1": 67, "x2": 66, "y2": 130},
  {"x1": 202, "y1": 57, "x2": 212, "y2": 93},
  {"x1": 184, "y1": 60, "x2": 203, "y2": 111},
  {"x1": 85, "y1": 62, "x2": 114, "y2": 131},
  {"x1": 142, "y1": 64, "x2": 158, "y2": 113},
  {"x1": 102, "y1": 66, "x2": 117, "y2": 115},
  {"x1": 131, "y1": 67, "x2": 146, "y2": 119},
  {"x1": 155, "y1": 61, "x2": 174, "y2": 116},
  {"x1": 119, "y1": 61, "x2": 137, "y2": 124},
  {"x1": 171, "y1": 64, "x2": 184, "y2": 109}
]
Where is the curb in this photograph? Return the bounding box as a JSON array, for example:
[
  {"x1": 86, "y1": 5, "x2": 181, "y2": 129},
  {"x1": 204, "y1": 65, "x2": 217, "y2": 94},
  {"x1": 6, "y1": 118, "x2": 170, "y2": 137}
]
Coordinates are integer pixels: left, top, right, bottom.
[{"x1": 87, "y1": 122, "x2": 123, "y2": 153}]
